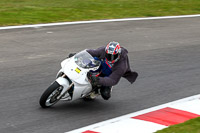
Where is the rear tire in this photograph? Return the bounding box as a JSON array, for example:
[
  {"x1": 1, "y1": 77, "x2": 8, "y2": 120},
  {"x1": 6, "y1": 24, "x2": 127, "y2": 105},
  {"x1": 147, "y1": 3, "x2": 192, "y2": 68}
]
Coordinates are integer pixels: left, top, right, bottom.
[{"x1": 39, "y1": 81, "x2": 63, "y2": 108}]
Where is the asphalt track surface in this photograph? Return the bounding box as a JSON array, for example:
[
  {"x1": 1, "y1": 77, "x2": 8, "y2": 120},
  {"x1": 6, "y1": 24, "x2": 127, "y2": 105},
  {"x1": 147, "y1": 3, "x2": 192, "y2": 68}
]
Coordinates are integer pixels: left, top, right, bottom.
[{"x1": 0, "y1": 17, "x2": 200, "y2": 133}]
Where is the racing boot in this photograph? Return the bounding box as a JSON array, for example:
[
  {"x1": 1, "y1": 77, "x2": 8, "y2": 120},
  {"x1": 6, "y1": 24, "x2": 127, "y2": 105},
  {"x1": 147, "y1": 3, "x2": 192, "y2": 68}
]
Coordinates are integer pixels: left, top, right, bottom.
[{"x1": 100, "y1": 86, "x2": 112, "y2": 100}]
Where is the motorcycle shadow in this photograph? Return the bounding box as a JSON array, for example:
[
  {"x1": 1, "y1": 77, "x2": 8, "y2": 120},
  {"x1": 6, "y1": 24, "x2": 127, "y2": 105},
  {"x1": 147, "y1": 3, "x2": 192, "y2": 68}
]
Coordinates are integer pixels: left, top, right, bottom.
[{"x1": 43, "y1": 98, "x2": 113, "y2": 112}]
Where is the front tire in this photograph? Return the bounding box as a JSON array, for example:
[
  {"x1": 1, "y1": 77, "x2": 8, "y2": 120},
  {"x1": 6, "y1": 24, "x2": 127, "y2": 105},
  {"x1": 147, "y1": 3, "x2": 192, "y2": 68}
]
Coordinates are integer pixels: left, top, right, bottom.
[{"x1": 39, "y1": 81, "x2": 63, "y2": 108}]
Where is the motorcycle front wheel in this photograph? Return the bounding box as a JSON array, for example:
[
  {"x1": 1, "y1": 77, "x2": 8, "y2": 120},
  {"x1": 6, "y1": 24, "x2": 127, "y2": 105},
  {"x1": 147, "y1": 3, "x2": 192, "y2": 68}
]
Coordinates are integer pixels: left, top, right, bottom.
[{"x1": 39, "y1": 81, "x2": 63, "y2": 108}]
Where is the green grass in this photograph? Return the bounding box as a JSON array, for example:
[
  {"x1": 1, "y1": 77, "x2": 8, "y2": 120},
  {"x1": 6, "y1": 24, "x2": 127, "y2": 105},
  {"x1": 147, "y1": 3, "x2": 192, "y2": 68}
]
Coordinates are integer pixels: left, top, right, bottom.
[
  {"x1": 156, "y1": 117, "x2": 200, "y2": 133},
  {"x1": 0, "y1": 0, "x2": 200, "y2": 26}
]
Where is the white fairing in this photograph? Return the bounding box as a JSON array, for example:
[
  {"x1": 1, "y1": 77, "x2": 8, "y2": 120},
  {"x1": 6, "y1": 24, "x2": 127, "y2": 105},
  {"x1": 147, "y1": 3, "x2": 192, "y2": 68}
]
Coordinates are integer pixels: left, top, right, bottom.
[
  {"x1": 58, "y1": 50, "x2": 100, "y2": 101},
  {"x1": 61, "y1": 58, "x2": 89, "y2": 85}
]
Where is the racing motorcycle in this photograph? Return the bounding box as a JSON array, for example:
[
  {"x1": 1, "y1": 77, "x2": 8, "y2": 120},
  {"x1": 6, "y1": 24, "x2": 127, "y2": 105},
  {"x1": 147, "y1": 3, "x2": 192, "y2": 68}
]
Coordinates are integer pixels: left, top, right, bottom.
[{"x1": 39, "y1": 50, "x2": 101, "y2": 108}]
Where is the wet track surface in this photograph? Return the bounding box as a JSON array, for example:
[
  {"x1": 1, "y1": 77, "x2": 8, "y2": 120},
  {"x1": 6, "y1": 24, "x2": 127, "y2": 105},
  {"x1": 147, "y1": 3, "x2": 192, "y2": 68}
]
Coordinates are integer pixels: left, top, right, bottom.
[{"x1": 0, "y1": 17, "x2": 200, "y2": 133}]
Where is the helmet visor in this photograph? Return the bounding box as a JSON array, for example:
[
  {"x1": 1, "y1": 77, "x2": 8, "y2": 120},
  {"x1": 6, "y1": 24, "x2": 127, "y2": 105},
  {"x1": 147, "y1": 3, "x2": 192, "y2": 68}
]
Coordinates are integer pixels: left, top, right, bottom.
[{"x1": 105, "y1": 53, "x2": 119, "y2": 62}]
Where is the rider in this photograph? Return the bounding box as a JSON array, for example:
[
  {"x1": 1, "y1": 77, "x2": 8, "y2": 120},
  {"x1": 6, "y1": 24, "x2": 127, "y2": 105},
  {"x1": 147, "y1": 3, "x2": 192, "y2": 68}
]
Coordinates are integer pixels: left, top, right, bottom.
[{"x1": 86, "y1": 41, "x2": 138, "y2": 100}]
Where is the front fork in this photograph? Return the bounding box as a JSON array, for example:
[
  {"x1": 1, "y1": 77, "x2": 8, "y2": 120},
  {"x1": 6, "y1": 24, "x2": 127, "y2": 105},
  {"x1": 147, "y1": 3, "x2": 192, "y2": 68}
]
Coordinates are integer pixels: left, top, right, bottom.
[{"x1": 56, "y1": 74, "x2": 74, "y2": 99}]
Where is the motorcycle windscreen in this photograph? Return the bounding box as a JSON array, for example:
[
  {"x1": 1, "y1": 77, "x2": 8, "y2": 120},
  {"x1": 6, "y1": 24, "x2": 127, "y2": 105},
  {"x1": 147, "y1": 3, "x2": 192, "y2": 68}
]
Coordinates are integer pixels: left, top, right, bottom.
[{"x1": 74, "y1": 50, "x2": 101, "y2": 71}]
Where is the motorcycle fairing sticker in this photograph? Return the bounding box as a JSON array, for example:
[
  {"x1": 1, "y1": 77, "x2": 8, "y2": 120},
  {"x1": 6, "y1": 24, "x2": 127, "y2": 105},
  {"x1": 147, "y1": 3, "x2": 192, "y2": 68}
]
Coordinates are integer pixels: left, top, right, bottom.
[{"x1": 75, "y1": 67, "x2": 81, "y2": 73}]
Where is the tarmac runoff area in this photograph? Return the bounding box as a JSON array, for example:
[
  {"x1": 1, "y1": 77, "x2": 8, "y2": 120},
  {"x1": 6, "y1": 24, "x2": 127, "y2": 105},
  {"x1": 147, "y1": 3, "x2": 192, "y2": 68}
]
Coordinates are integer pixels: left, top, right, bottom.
[{"x1": 66, "y1": 94, "x2": 200, "y2": 133}]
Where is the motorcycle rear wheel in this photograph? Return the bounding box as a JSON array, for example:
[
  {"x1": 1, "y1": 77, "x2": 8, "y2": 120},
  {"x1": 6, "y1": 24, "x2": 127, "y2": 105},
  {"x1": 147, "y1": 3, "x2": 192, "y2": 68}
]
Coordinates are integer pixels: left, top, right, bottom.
[{"x1": 39, "y1": 81, "x2": 63, "y2": 108}]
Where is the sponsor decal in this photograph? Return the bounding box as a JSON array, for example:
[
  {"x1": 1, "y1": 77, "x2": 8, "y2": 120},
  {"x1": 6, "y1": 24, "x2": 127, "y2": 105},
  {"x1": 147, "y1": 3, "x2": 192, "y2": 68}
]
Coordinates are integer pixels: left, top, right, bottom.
[{"x1": 75, "y1": 67, "x2": 81, "y2": 73}]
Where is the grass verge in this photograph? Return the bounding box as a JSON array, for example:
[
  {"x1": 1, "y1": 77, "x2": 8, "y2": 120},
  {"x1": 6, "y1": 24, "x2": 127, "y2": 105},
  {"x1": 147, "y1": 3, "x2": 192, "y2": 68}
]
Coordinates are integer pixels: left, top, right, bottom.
[
  {"x1": 0, "y1": 0, "x2": 200, "y2": 26},
  {"x1": 156, "y1": 117, "x2": 200, "y2": 133}
]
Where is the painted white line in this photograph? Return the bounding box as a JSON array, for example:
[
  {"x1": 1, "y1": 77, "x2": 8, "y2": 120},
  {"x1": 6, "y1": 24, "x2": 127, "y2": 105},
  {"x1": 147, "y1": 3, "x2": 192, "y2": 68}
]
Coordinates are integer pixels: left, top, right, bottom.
[
  {"x1": 66, "y1": 94, "x2": 200, "y2": 133},
  {"x1": 0, "y1": 14, "x2": 200, "y2": 30}
]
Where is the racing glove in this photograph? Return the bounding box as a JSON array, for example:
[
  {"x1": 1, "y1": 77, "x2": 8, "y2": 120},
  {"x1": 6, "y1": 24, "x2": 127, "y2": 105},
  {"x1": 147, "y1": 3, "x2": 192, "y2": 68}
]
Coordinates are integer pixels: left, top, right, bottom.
[{"x1": 87, "y1": 72, "x2": 100, "y2": 86}]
